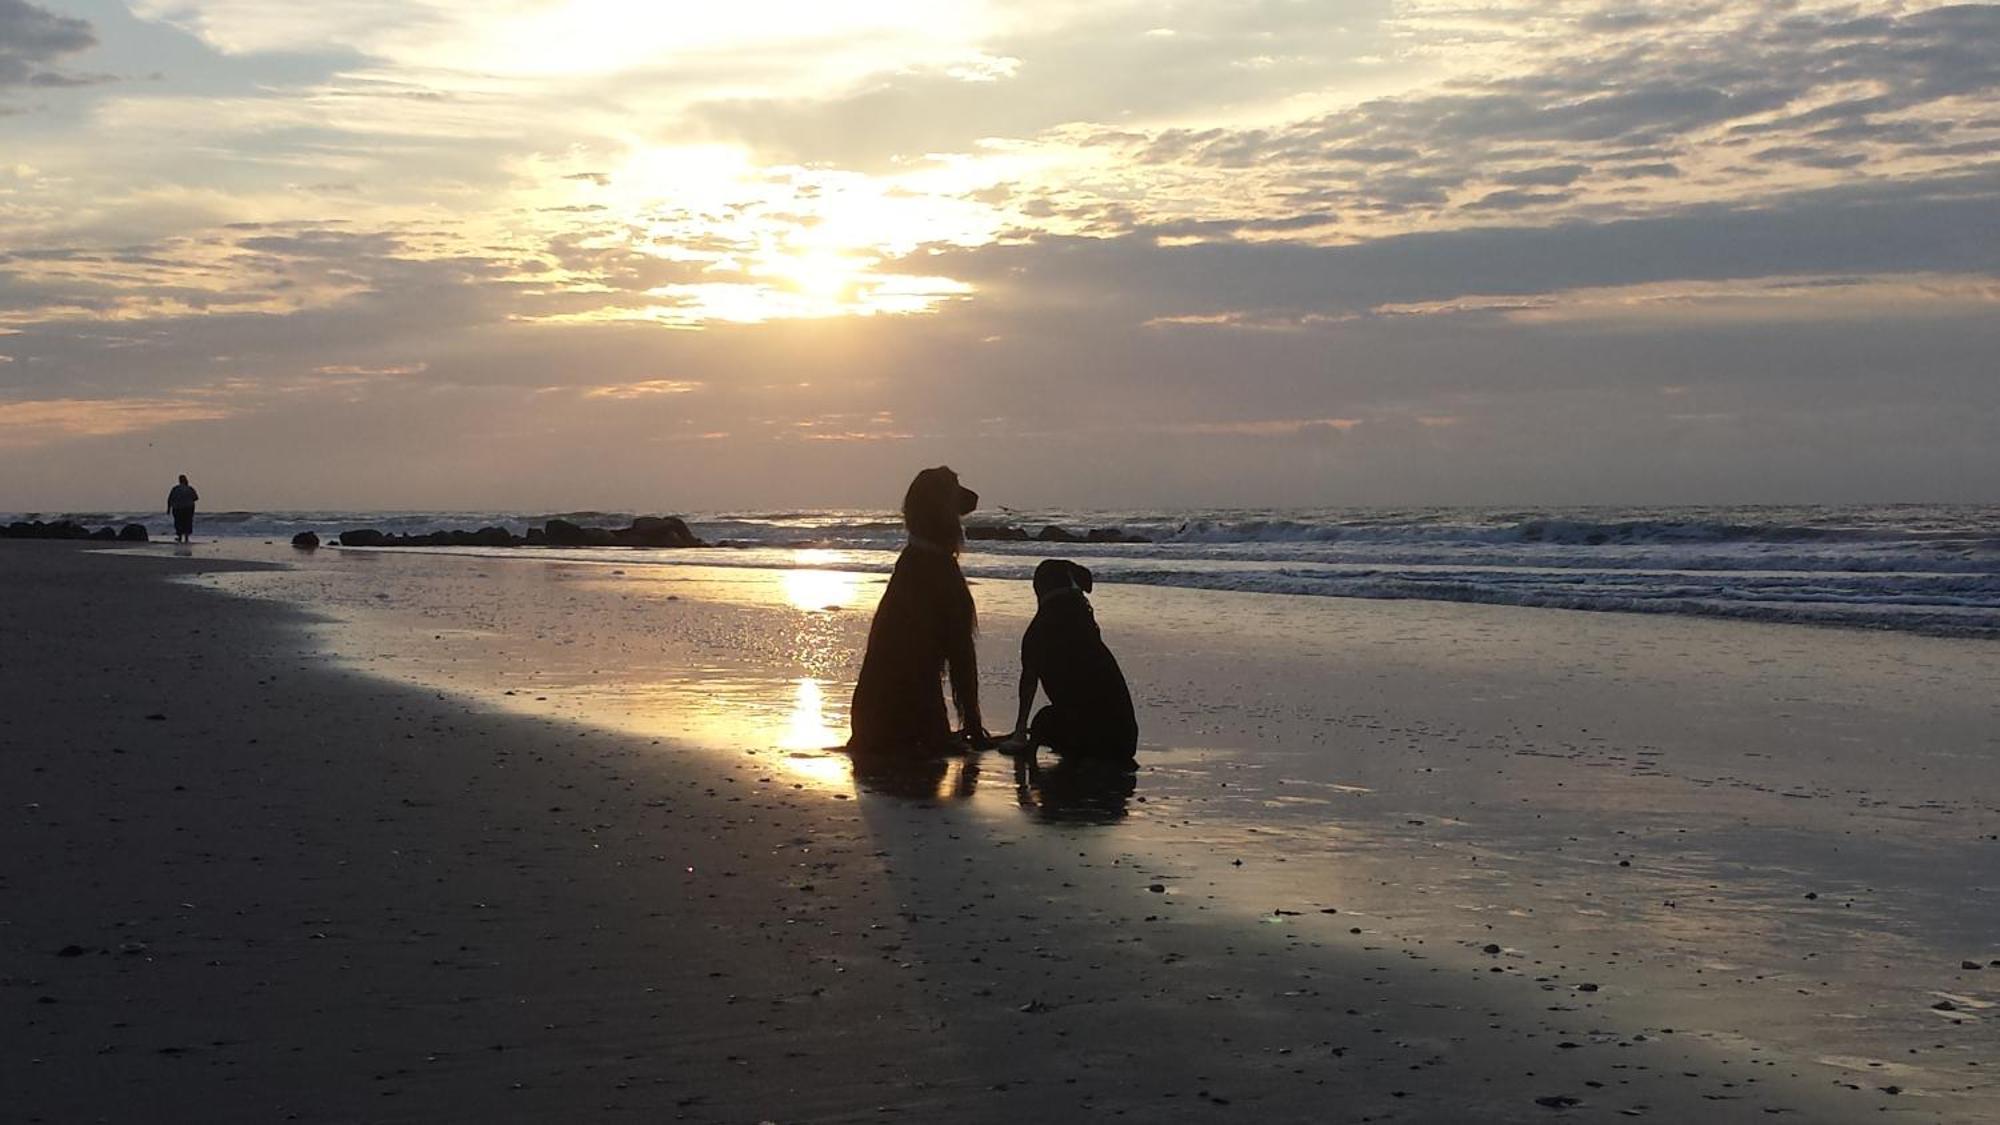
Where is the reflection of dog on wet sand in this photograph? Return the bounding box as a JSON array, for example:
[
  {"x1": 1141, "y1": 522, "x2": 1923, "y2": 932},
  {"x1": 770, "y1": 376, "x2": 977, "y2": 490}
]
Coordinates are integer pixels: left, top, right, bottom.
[
  {"x1": 848, "y1": 466, "x2": 991, "y2": 753},
  {"x1": 1013, "y1": 753, "x2": 1135, "y2": 824},
  {"x1": 1002, "y1": 559, "x2": 1138, "y2": 760}
]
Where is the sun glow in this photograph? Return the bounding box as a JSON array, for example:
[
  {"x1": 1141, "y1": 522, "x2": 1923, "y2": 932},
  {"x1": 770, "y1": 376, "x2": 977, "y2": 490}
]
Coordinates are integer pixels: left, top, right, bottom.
[
  {"x1": 770, "y1": 250, "x2": 865, "y2": 300},
  {"x1": 528, "y1": 143, "x2": 1002, "y2": 324}
]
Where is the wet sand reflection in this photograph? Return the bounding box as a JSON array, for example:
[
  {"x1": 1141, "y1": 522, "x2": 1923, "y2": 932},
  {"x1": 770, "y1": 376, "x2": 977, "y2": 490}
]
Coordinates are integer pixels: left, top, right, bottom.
[
  {"x1": 1012, "y1": 753, "x2": 1137, "y2": 824},
  {"x1": 847, "y1": 748, "x2": 982, "y2": 802}
]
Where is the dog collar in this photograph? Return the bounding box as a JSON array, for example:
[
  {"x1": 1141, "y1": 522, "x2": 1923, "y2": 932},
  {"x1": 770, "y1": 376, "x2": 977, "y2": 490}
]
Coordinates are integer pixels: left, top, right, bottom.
[{"x1": 1037, "y1": 585, "x2": 1088, "y2": 605}]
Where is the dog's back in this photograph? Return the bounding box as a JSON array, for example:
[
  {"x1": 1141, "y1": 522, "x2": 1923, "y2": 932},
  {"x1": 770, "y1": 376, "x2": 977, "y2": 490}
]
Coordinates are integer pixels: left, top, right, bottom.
[
  {"x1": 1023, "y1": 560, "x2": 1137, "y2": 757},
  {"x1": 1024, "y1": 594, "x2": 1131, "y2": 715}
]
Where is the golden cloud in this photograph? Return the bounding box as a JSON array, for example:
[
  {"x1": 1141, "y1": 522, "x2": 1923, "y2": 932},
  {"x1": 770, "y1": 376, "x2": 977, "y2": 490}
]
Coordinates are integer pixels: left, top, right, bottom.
[{"x1": 0, "y1": 398, "x2": 232, "y2": 447}]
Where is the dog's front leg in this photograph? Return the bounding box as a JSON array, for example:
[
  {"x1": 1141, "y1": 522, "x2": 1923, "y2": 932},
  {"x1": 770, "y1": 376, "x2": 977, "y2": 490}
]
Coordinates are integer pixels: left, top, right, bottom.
[
  {"x1": 1001, "y1": 661, "x2": 1038, "y2": 751},
  {"x1": 946, "y1": 634, "x2": 991, "y2": 749}
]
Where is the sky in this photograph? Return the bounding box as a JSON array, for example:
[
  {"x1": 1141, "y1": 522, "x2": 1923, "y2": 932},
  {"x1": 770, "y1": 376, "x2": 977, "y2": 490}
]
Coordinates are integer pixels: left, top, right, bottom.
[{"x1": 1, "y1": 0, "x2": 1996, "y2": 511}]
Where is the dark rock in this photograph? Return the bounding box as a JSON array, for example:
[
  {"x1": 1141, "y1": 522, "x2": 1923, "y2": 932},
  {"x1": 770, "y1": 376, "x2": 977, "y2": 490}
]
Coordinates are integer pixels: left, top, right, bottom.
[
  {"x1": 292, "y1": 531, "x2": 320, "y2": 549},
  {"x1": 319, "y1": 520, "x2": 687, "y2": 551},
  {"x1": 1036, "y1": 525, "x2": 1081, "y2": 543},
  {"x1": 965, "y1": 524, "x2": 1029, "y2": 541},
  {"x1": 1086, "y1": 527, "x2": 1152, "y2": 543},
  {"x1": 615, "y1": 516, "x2": 701, "y2": 547},
  {"x1": 1534, "y1": 1095, "x2": 1582, "y2": 1109},
  {"x1": 1963, "y1": 961, "x2": 1984, "y2": 971},
  {"x1": 119, "y1": 524, "x2": 149, "y2": 542},
  {"x1": 89, "y1": 526, "x2": 118, "y2": 541}
]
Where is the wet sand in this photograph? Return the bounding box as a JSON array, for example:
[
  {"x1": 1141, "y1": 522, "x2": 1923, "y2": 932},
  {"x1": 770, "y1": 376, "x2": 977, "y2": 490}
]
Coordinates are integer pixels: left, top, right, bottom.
[{"x1": 5, "y1": 540, "x2": 1997, "y2": 1122}]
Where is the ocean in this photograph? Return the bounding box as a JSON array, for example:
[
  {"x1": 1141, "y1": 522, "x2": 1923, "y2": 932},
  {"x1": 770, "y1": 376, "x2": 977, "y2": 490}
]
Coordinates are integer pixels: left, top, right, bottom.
[{"x1": 19, "y1": 503, "x2": 2000, "y2": 639}]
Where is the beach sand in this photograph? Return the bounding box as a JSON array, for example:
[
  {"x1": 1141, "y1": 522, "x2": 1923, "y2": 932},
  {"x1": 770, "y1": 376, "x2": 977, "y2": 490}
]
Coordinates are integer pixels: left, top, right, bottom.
[{"x1": 4, "y1": 540, "x2": 1996, "y2": 1122}]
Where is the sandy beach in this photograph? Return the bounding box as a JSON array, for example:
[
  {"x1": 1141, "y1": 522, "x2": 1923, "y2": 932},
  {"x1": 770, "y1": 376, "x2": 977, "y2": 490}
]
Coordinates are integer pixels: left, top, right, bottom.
[{"x1": 5, "y1": 539, "x2": 1997, "y2": 1123}]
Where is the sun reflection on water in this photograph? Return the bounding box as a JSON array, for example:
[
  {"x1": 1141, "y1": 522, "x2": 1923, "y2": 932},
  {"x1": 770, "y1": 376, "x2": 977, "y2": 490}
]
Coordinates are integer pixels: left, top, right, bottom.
[
  {"x1": 782, "y1": 565, "x2": 860, "y2": 612},
  {"x1": 770, "y1": 677, "x2": 855, "y2": 790}
]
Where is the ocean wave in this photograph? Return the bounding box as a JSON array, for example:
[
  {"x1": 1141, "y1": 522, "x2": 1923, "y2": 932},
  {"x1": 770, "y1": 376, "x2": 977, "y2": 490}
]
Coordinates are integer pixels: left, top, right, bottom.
[
  {"x1": 16, "y1": 503, "x2": 1995, "y2": 638},
  {"x1": 1067, "y1": 565, "x2": 2000, "y2": 639},
  {"x1": 1161, "y1": 513, "x2": 1996, "y2": 549}
]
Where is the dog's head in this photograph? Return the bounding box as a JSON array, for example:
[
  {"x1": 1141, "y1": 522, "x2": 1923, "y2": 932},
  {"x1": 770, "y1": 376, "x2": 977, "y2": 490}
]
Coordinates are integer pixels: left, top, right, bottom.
[
  {"x1": 902, "y1": 465, "x2": 978, "y2": 552},
  {"x1": 1032, "y1": 558, "x2": 1093, "y2": 599}
]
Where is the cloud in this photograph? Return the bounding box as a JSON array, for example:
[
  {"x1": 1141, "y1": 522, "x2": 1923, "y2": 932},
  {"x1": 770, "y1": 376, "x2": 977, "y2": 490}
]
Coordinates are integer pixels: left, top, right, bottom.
[
  {"x1": 581, "y1": 379, "x2": 702, "y2": 399},
  {"x1": 1042, "y1": 1, "x2": 2000, "y2": 237},
  {"x1": 312, "y1": 362, "x2": 429, "y2": 377},
  {"x1": 784, "y1": 412, "x2": 913, "y2": 442},
  {"x1": 0, "y1": 0, "x2": 97, "y2": 88},
  {"x1": 900, "y1": 170, "x2": 2000, "y2": 328},
  {"x1": 0, "y1": 396, "x2": 231, "y2": 447},
  {"x1": 1370, "y1": 272, "x2": 2000, "y2": 327},
  {"x1": 1165, "y1": 417, "x2": 1362, "y2": 436},
  {"x1": 1464, "y1": 188, "x2": 1574, "y2": 211}
]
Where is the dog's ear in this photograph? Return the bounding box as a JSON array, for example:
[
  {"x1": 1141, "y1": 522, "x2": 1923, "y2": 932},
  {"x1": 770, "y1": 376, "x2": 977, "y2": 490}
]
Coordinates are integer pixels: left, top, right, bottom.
[{"x1": 1071, "y1": 562, "x2": 1093, "y2": 593}]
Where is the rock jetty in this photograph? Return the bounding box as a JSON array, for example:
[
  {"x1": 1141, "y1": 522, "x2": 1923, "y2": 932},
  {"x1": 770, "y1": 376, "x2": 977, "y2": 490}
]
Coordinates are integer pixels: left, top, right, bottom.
[
  {"x1": 338, "y1": 516, "x2": 704, "y2": 550},
  {"x1": 2, "y1": 519, "x2": 148, "y2": 543}
]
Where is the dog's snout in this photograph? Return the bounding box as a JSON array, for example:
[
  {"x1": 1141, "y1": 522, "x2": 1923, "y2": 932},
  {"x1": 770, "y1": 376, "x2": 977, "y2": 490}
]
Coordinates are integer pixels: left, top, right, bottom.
[{"x1": 957, "y1": 486, "x2": 978, "y2": 515}]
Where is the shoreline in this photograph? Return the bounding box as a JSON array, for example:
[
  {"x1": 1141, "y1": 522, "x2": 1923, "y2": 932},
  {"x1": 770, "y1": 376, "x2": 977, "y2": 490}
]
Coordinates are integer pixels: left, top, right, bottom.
[
  {"x1": 5, "y1": 540, "x2": 1995, "y2": 1121},
  {"x1": 16, "y1": 498, "x2": 1999, "y2": 641}
]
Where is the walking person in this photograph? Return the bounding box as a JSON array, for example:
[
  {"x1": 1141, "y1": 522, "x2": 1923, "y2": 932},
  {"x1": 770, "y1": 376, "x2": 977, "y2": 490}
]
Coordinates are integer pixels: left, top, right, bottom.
[{"x1": 167, "y1": 474, "x2": 199, "y2": 543}]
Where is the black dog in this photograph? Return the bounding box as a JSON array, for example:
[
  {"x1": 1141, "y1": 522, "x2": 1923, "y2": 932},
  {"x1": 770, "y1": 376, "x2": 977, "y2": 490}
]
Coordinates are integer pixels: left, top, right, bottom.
[
  {"x1": 849, "y1": 466, "x2": 990, "y2": 752},
  {"x1": 1004, "y1": 559, "x2": 1137, "y2": 760}
]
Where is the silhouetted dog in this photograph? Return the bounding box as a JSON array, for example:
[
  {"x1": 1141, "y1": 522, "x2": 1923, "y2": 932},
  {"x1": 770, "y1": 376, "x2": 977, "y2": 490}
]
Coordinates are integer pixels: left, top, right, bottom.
[
  {"x1": 848, "y1": 467, "x2": 990, "y2": 753},
  {"x1": 1004, "y1": 559, "x2": 1138, "y2": 760}
]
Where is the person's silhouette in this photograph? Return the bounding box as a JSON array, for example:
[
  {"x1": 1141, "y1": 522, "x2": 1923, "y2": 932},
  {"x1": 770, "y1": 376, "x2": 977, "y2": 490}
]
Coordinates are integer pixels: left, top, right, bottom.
[{"x1": 166, "y1": 474, "x2": 199, "y2": 543}]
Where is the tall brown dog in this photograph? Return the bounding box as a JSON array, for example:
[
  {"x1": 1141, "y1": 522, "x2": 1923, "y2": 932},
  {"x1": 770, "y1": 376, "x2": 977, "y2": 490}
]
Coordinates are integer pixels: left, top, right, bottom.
[{"x1": 849, "y1": 466, "x2": 990, "y2": 752}]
